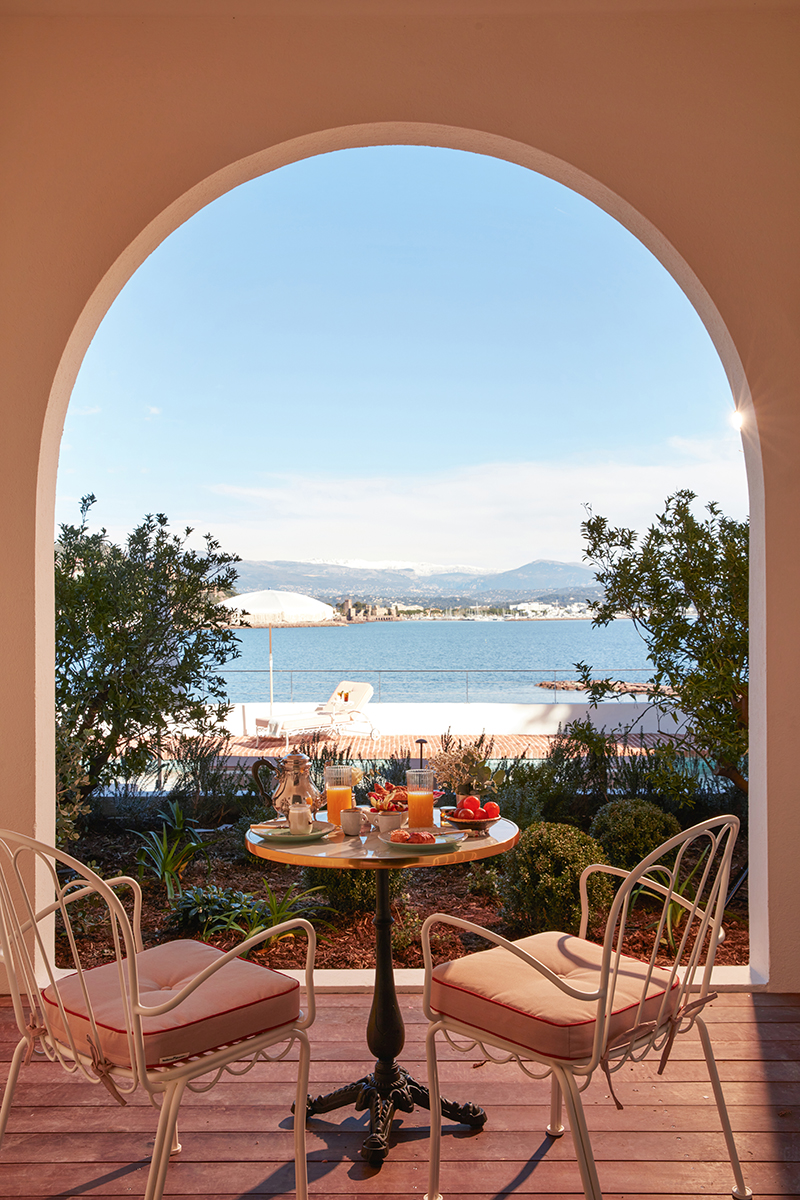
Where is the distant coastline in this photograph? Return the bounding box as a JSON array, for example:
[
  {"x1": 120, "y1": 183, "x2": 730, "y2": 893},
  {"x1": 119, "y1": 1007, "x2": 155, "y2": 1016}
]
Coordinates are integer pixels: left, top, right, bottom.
[{"x1": 222, "y1": 615, "x2": 596, "y2": 629}]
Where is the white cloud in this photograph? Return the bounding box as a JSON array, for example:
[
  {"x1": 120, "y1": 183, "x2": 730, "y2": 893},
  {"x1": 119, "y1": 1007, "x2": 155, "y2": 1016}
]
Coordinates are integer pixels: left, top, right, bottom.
[
  {"x1": 206, "y1": 440, "x2": 748, "y2": 568},
  {"x1": 146, "y1": 406, "x2": 161, "y2": 418}
]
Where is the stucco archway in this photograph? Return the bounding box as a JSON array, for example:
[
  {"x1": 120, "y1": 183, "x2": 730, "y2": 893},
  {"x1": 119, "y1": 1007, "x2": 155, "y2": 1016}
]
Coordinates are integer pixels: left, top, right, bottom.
[
  {"x1": 43, "y1": 121, "x2": 764, "y2": 979},
  {"x1": 3, "y1": 6, "x2": 796, "y2": 989}
]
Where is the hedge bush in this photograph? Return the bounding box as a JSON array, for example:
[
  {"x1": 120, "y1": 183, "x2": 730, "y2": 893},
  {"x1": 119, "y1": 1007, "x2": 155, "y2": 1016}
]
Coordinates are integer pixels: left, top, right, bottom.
[
  {"x1": 301, "y1": 865, "x2": 406, "y2": 914},
  {"x1": 500, "y1": 822, "x2": 613, "y2": 935},
  {"x1": 589, "y1": 798, "x2": 681, "y2": 872}
]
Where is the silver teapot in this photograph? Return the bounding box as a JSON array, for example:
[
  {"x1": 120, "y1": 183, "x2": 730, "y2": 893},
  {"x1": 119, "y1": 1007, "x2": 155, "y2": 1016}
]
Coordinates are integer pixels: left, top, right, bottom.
[{"x1": 270, "y1": 751, "x2": 322, "y2": 817}]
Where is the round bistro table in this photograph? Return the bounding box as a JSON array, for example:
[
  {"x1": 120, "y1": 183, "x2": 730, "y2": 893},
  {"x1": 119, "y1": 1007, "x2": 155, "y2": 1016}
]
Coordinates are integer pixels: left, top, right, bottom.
[{"x1": 245, "y1": 813, "x2": 519, "y2": 1165}]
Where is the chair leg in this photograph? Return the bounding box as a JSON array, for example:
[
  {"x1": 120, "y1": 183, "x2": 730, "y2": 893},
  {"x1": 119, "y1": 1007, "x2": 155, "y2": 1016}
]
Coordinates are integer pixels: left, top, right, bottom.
[
  {"x1": 293, "y1": 1030, "x2": 311, "y2": 1200},
  {"x1": 424, "y1": 1022, "x2": 444, "y2": 1200},
  {"x1": 553, "y1": 1065, "x2": 603, "y2": 1200},
  {"x1": 145, "y1": 1079, "x2": 187, "y2": 1200},
  {"x1": 546, "y1": 1071, "x2": 565, "y2": 1136},
  {"x1": 0, "y1": 1039, "x2": 27, "y2": 1146},
  {"x1": 696, "y1": 1017, "x2": 753, "y2": 1200},
  {"x1": 170, "y1": 1120, "x2": 181, "y2": 1155}
]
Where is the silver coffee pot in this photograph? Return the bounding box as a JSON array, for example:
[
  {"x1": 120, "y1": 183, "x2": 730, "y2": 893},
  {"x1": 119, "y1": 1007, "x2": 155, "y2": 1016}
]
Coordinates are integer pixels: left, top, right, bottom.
[{"x1": 270, "y1": 751, "x2": 322, "y2": 816}]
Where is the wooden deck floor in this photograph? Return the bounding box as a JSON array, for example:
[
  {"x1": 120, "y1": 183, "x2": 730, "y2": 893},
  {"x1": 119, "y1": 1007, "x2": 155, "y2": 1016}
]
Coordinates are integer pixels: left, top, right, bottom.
[{"x1": 0, "y1": 990, "x2": 796, "y2": 1199}]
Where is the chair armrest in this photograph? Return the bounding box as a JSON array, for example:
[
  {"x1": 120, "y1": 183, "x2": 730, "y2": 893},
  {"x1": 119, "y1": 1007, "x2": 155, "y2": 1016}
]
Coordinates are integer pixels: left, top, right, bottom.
[
  {"x1": 29, "y1": 875, "x2": 144, "y2": 954},
  {"x1": 578, "y1": 862, "x2": 706, "y2": 947},
  {"x1": 420, "y1": 912, "x2": 605, "y2": 1023},
  {"x1": 578, "y1": 863, "x2": 630, "y2": 938},
  {"x1": 134, "y1": 917, "x2": 317, "y2": 1028},
  {"x1": 104, "y1": 876, "x2": 144, "y2": 953}
]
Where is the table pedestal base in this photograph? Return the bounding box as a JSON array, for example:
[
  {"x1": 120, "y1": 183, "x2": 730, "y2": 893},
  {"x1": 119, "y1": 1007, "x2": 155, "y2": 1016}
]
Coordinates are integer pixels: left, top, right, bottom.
[
  {"x1": 306, "y1": 1062, "x2": 486, "y2": 1164},
  {"x1": 298, "y1": 869, "x2": 486, "y2": 1163}
]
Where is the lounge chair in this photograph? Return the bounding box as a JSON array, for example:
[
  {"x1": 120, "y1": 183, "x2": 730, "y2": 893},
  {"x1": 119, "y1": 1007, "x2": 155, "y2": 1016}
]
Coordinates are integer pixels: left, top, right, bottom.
[{"x1": 255, "y1": 680, "x2": 379, "y2": 750}]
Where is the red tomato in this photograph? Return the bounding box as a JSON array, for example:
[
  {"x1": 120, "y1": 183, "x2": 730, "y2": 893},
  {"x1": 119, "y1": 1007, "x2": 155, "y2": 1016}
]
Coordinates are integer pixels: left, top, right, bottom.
[
  {"x1": 475, "y1": 807, "x2": 487, "y2": 818},
  {"x1": 459, "y1": 795, "x2": 481, "y2": 814},
  {"x1": 454, "y1": 807, "x2": 471, "y2": 820},
  {"x1": 483, "y1": 801, "x2": 500, "y2": 818}
]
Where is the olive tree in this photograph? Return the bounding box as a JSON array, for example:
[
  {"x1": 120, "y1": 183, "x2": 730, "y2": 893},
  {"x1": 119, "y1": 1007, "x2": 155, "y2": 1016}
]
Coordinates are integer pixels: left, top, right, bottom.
[
  {"x1": 576, "y1": 490, "x2": 749, "y2": 793},
  {"x1": 56, "y1": 495, "x2": 245, "y2": 804}
]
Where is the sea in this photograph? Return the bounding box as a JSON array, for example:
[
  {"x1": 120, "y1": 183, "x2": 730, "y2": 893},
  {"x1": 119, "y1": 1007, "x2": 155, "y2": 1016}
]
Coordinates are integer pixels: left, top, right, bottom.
[{"x1": 222, "y1": 618, "x2": 652, "y2": 705}]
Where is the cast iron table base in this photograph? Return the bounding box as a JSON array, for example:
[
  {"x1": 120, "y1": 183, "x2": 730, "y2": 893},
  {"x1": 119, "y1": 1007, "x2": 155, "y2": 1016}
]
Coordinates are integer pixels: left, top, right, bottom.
[{"x1": 299, "y1": 869, "x2": 487, "y2": 1165}]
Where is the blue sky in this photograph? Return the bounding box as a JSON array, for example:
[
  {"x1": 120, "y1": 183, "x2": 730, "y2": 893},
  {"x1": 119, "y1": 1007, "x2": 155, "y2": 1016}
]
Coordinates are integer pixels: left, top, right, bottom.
[{"x1": 56, "y1": 146, "x2": 747, "y2": 570}]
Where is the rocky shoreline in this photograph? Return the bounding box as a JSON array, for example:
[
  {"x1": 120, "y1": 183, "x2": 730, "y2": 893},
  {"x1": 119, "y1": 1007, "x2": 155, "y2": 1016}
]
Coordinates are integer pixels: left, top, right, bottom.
[{"x1": 538, "y1": 679, "x2": 678, "y2": 696}]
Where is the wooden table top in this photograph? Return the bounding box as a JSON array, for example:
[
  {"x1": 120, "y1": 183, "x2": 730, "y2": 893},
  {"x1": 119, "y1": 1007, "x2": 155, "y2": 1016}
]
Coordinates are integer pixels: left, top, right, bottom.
[{"x1": 245, "y1": 813, "x2": 519, "y2": 870}]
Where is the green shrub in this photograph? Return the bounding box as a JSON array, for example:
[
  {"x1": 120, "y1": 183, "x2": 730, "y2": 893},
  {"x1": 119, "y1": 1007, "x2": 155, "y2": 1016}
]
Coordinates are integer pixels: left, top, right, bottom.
[
  {"x1": 589, "y1": 798, "x2": 681, "y2": 872},
  {"x1": 500, "y1": 822, "x2": 613, "y2": 935},
  {"x1": 465, "y1": 862, "x2": 501, "y2": 899},
  {"x1": 169, "y1": 881, "x2": 328, "y2": 945},
  {"x1": 301, "y1": 865, "x2": 406, "y2": 914},
  {"x1": 165, "y1": 731, "x2": 256, "y2": 824},
  {"x1": 495, "y1": 759, "x2": 557, "y2": 828}
]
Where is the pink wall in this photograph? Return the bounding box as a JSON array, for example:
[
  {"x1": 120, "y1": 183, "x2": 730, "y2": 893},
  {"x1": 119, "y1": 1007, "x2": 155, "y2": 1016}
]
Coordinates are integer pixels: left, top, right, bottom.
[{"x1": 1, "y1": 3, "x2": 798, "y2": 985}]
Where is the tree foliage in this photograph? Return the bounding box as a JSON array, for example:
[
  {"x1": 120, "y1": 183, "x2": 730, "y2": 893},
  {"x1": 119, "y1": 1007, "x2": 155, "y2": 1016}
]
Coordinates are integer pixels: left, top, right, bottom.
[
  {"x1": 56, "y1": 495, "x2": 245, "y2": 803},
  {"x1": 576, "y1": 490, "x2": 749, "y2": 792}
]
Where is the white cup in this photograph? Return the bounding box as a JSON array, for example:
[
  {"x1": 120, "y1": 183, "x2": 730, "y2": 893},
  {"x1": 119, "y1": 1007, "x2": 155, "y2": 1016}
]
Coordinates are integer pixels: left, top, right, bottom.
[
  {"x1": 340, "y1": 807, "x2": 364, "y2": 836},
  {"x1": 288, "y1": 804, "x2": 313, "y2": 834}
]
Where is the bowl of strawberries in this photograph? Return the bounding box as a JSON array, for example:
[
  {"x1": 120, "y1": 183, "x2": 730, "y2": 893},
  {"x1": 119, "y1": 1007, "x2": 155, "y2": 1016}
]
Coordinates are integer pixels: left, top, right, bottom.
[
  {"x1": 441, "y1": 794, "x2": 501, "y2": 832},
  {"x1": 366, "y1": 782, "x2": 409, "y2": 832}
]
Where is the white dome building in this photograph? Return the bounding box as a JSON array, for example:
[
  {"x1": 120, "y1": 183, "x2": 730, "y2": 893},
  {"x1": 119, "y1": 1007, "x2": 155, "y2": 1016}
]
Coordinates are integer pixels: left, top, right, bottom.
[{"x1": 219, "y1": 589, "x2": 336, "y2": 626}]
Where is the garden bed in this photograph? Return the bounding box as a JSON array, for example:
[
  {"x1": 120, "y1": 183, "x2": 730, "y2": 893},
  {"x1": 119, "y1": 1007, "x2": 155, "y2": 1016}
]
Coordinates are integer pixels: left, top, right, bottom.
[{"x1": 58, "y1": 824, "x2": 749, "y2": 972}]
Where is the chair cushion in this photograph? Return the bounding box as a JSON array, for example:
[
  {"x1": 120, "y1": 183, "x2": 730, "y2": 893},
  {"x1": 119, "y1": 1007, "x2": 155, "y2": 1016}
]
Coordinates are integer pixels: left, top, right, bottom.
[
  {"x1": 42, "y1": 939, "x2": 300, "y2": 1069},
  {"x1": 429, "y1": 930, "x2": 678, "y2": 1061}
]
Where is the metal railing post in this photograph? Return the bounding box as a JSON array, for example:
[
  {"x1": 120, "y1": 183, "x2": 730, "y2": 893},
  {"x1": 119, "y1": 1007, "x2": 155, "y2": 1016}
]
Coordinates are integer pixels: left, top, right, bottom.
[{"x1": 466, "y1": 670, "x2": 469, "y2": 703}]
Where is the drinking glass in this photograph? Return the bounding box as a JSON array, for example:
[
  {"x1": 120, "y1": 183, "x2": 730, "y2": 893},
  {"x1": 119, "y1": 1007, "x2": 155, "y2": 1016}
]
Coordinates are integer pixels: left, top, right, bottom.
[
  {"x1": 406, "y1": 768, "x2": 435, "y2": 828},
  {"x1": 324, "y1": 764, "x2": 354, "y2": 826}
]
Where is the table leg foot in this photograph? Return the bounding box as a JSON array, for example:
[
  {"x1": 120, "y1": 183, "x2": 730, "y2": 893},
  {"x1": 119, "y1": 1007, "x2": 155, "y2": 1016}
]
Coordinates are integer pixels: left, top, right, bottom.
[
  {"x1": 359, "y1": 1088, "x2": 397, "y2": 1164},
  {"x1": 302, "y1": 1078, "x2": 370, "y2": 1119},
  {"x1": 404, "y1": 1072, "x2": 487, "y2": 1127}
]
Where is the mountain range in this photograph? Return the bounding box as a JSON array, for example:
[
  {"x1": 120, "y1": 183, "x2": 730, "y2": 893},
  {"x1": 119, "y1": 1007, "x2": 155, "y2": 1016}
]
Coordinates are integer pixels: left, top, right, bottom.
[{"x1": 233, "y1": 558, "x2": 600, "y2": 605}]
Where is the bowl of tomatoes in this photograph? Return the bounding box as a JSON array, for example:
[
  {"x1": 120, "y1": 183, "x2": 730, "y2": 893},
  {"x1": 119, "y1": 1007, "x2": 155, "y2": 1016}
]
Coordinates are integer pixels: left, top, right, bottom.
[{"x1": 441, "y1": 795, "x2": 501, "y2": 832}]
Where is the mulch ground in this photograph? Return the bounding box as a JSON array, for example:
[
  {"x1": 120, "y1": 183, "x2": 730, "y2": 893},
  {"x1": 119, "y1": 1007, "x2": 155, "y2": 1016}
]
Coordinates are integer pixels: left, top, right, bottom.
[{"x1": 58, "y1": 825, "x2": 749, "y2": 972}]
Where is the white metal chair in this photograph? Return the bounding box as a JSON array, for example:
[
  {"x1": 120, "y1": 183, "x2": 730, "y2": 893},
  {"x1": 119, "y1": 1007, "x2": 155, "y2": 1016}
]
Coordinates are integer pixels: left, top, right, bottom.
[
  {"x1": 421, "y1": 815, "x2": 752, "y2": 1200},
  {"x1": 256, "y1": 679, "x2": 379, "y2": 750},
  {"x1": 0, "y1": 830, "x2": 316, "y2": 1200}
]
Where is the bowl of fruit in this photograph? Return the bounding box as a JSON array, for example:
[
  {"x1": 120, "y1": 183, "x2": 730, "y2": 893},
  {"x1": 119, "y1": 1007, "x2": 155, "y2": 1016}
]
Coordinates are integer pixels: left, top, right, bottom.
[
  {"x1": 441, "y1": 795, "x2": 501, "y2": 832},
  {"x1": 366, "y1": 783, "x2": 409, "y2": 832}
]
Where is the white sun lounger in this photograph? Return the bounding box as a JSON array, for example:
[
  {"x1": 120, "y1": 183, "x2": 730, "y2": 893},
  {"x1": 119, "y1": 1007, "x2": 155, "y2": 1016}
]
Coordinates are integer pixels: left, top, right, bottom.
[{"x1": 255, "y1": 680, "x2": 379, "y2": 750}]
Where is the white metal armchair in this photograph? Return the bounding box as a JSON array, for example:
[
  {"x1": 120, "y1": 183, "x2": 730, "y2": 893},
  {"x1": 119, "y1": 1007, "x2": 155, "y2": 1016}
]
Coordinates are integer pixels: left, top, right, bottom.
[
  {"x1": 421, "y1": 815, "x2": 752, "y2": 1200},
  {"x1": 0, "y1": 830, "x2": 316, "y2": 1200}
]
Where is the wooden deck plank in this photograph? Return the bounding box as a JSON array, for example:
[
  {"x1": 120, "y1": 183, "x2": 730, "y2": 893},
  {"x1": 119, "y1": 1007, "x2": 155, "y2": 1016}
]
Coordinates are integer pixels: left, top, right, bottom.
[
  {"x1": 5, "y1": 1100, "x2": 796, "y2": 1133},
  {"x1": 0, "y1": 996, "x2": 792, "y2": 1199},
  {"x1": 0, "y1": 1157, "x2": 775, "y2": 1195},
  {"x1": 6, "y1": 1035, "x2": 796, "y2": 1062},
  {"x1": 9, "y1": 1073, "x2": 800, "y2": 1109},
  {"x1": 4, "y1": 1048, "x2": 797, "y2": 1084},
  {"x1": 0, "y1": 1126, "x2": 796, "y2": 1163}
]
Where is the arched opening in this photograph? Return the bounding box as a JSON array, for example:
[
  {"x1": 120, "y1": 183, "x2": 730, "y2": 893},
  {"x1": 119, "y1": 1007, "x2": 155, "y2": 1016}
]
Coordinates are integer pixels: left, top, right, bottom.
[{"x1": 41, "y1": 123, "x2": 764, "y2": 980}]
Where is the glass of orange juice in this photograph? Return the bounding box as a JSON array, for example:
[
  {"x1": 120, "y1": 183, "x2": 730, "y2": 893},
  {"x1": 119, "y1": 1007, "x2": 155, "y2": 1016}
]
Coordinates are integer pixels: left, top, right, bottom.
[
  {"x1": 324, "y1": 765, "x2": 353, "y2": 826},
  {"x1": 406, "y1": 769, "x2": 435, "y2": 828}
]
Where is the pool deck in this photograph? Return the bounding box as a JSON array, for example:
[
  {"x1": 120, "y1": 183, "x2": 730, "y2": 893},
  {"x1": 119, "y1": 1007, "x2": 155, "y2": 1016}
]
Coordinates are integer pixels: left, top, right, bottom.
[{"x1": 224, "y1": 699, "x2": 670, "y2": 765}]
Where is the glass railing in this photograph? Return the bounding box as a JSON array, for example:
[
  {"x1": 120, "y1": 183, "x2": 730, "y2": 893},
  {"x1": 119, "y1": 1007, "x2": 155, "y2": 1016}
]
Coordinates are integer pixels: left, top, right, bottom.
[{"x1": 221, "y1": 667, "x2": 652, "y2": 705}]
